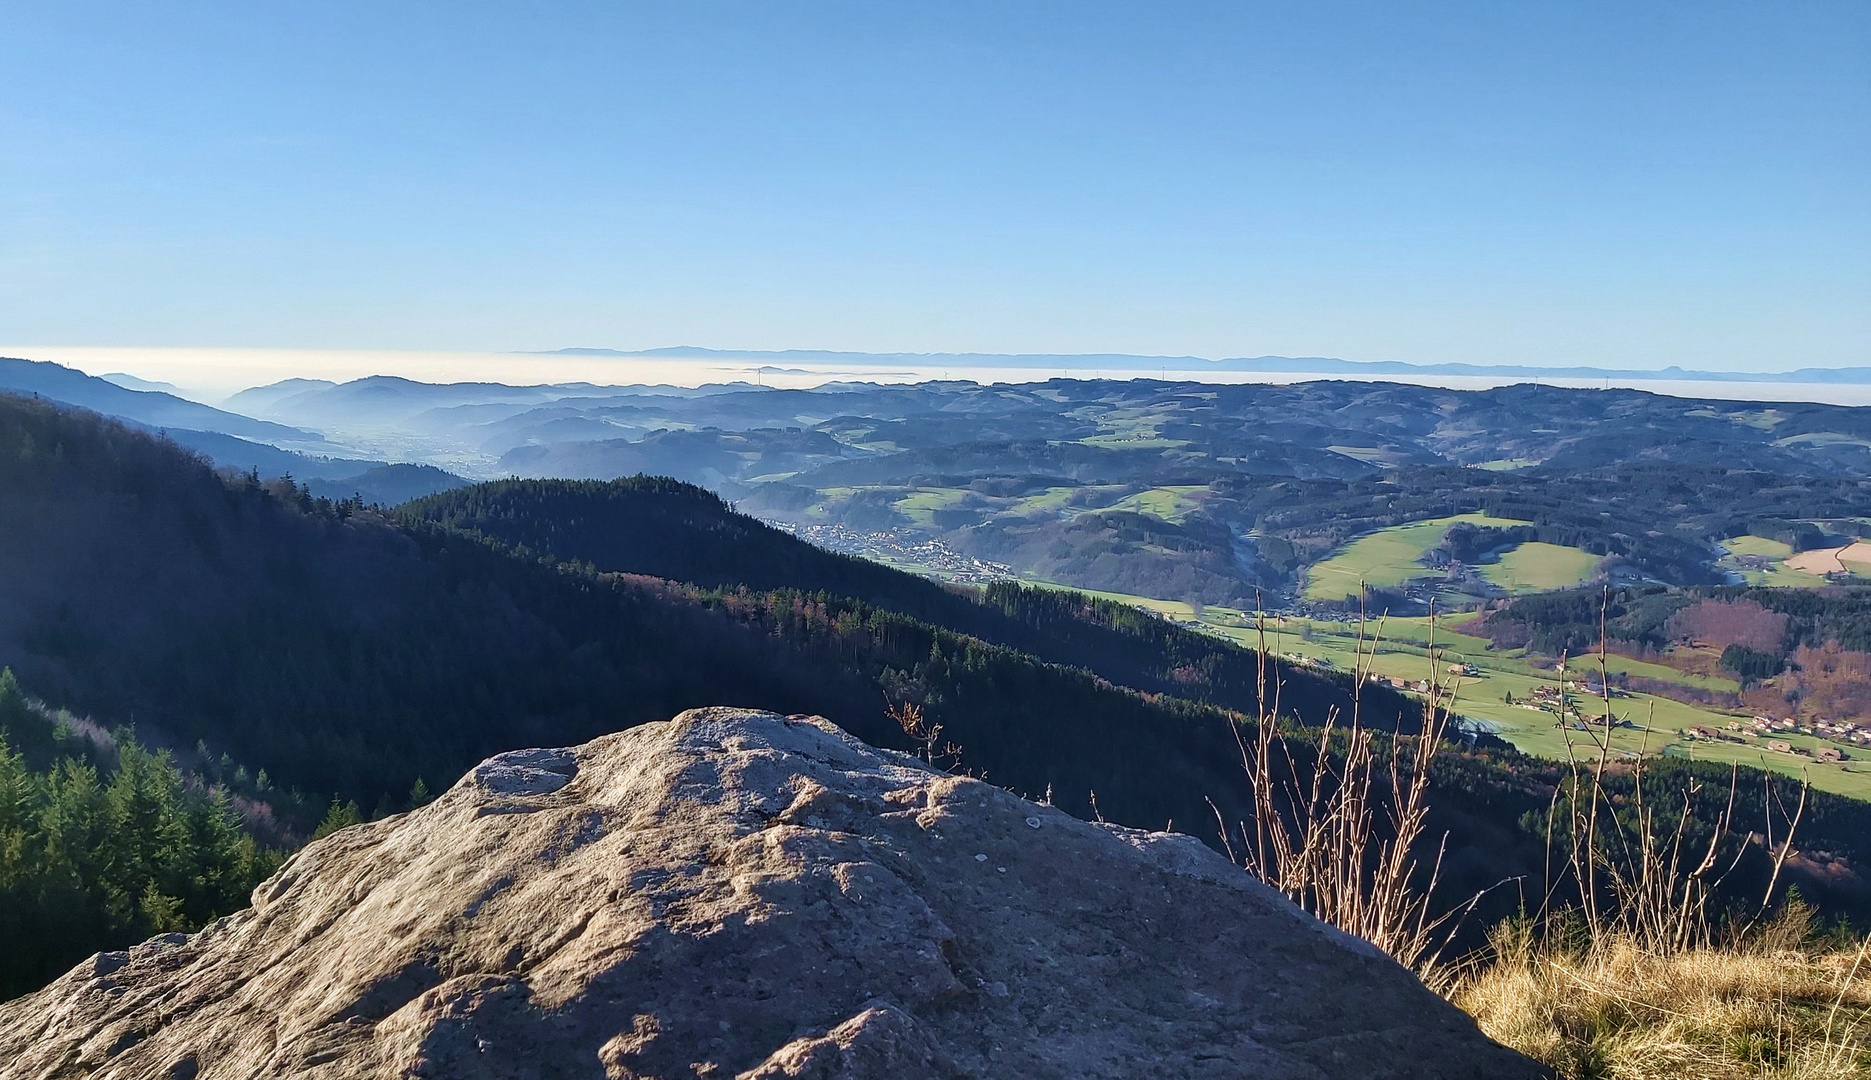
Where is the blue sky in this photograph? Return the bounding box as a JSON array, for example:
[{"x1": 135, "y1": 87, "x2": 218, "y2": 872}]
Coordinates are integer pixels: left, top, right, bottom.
[{"x1": 1, "y1": 1, "x2": 1866, "y2": 369}]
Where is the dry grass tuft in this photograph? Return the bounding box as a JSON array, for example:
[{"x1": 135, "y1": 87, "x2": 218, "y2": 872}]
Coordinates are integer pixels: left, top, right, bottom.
[{"x1": 1448, "y1": 921, "x2": 1871, "y2": 1079}]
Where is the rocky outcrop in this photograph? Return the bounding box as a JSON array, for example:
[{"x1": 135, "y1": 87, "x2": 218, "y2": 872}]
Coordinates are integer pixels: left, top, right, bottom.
[{"x1": 0, "y1": 708, "x2": 1541, "y2": 1079}]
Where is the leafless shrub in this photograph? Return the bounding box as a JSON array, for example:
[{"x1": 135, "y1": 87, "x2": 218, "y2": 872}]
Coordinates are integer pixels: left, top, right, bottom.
[
  {"x1": 886, "y1": 696, "x2": 961, "y2": 769},
  {"x1": 1539, "y1": 589, "x2": 1807, "y2": 955},
  {"x1": 1217, "y1": 589, "x2": 1471, "y2": 973}
]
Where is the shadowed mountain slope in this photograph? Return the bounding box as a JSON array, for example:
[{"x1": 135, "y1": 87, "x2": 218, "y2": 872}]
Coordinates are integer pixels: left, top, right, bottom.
[{"x1": 401, "y1": 477, "x2": 1419, "y2": 729}]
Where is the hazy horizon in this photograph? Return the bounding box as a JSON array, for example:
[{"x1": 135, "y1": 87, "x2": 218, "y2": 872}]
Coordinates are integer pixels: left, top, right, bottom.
[{"x1": 19, "y1": 343, "x2": 1871, "y2": 410}]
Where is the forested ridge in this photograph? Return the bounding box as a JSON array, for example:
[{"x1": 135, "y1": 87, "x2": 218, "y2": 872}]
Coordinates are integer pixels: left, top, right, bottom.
[{"x1": 403, "y1": 477, "x2": 1418, "y2": 729}]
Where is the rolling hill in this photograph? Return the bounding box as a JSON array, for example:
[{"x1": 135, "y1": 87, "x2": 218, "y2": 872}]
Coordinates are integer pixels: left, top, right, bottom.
[{"x1": 190, "y1": 365, "x2": 1871, "y2": 606}]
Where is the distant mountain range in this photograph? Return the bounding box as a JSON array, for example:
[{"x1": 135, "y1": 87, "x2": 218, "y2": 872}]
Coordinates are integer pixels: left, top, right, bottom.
[
  {"x1": 0, "y1": 357, "x2": 468, "y2": 505},
  {"x1": 0, "y1": 355, "x2": 323, "y2": 444},
  {"x1": 550, "y1": 346, "x2": 1871, "y2": 384}
]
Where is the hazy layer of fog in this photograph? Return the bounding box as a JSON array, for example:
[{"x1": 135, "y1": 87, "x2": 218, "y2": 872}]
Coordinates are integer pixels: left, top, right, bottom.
[{"x1": 18, "y1": 345, "x2": 1871, "y2": 410}]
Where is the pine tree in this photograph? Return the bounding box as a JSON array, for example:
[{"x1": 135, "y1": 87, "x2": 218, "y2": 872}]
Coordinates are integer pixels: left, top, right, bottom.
[
  {"x1": 137, "y1": 882, "x2": 185, "y2": 934},
  {"x1": 181, "y1": 790, "x2": 248, "y2": 921},
  {"x1": 102, "y1": 737, "x2": 191, "y2": 923},
  {"x1": 0, "y1": 668, "x2": 26, "y2": 730},
  {"x1": 40, "y1": 759, "x2": 108, "y2": 888},
  {"x1": 0, "y1": 668, "x2": 48, "y2": 763},
  {"x1": 314, "y1": 799, "x2": 361, "y2": 839},
  {"x1": 0, "y1": 731, "x2": 34, "y2": 891},
  {"x1": 0, "y1": 736, "x2": 286, "y2": 997}
]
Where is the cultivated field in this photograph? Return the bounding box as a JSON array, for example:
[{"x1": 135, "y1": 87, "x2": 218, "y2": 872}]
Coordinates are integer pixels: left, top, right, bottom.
[{"x1": 1785, "y1": 540, "x2": 1871, "y2": 576}]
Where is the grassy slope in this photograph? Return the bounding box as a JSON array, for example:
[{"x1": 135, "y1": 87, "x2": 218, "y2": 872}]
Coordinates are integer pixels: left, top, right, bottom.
[
  {"x1": 1480, "y1": 542, "x2": 1604, "y2": 594},
  {"x1": 1106, "y1": 485, "x2": 1207, "y2": 523},
  {"x1": 1302, "y1": 512, "x2": 1524, "y2": 601},
  {"x1": 892, "y1": 487, "x2": 970, "y2": 525},
  {"x1": 1304, "y1": 514, "x2": 1603, "y2": 602},
  {"x1": 886, "y1": 484, "x2": 1214, "y2": 530}
]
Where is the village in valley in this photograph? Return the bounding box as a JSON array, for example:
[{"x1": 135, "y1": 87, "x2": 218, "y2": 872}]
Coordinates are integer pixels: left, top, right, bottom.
[{"x1": 1682, "y1": 713, "x2": 1859, "y2": 764}]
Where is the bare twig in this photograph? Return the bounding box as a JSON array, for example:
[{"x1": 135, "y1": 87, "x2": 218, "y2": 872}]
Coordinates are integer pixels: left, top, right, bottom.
[{"x1": 1237, "y1": 588, "x2": 1472, "y2": 971}]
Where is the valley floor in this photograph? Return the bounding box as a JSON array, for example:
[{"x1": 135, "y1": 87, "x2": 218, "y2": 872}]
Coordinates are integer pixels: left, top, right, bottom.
[{"x1": 1038, "y1": 584, "x2": 1871, "y2": 802}]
